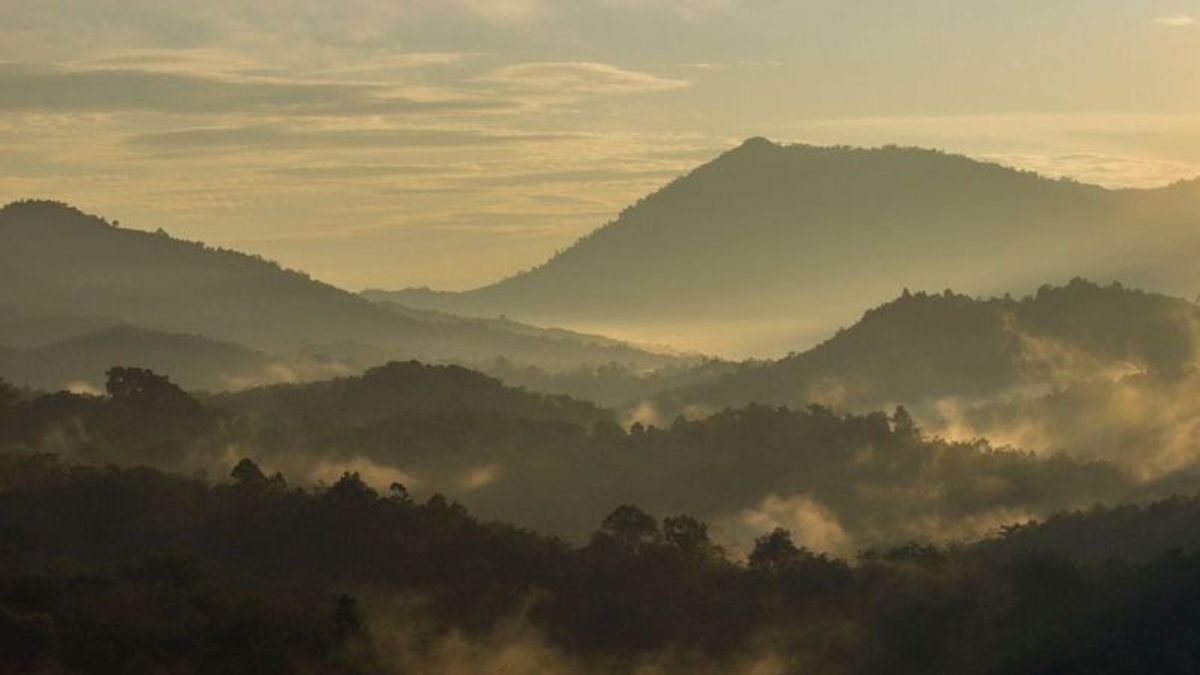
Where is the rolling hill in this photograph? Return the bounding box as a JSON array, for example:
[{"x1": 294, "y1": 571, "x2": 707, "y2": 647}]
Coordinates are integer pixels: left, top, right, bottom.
[
  {"x1": 660, "y1": 279, "x2": 1200, "y2": 412},
  {"x1": 0, "y1": 200, "x2": 682, "y2": 379},
  {"x1": 0, "y1": 325, "x2": 277, "y2": 392},
  {"x1": 210, "y1": 359, "x2": 609, "y2": 428},
  {"x1": 368, "y1": 139, "x2": 1200, "y2": 355}
]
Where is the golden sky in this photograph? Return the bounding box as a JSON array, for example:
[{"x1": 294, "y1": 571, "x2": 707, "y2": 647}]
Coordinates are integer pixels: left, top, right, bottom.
[{"x1": 3, "y1": 0, "x2": 1199, "y2": 291}]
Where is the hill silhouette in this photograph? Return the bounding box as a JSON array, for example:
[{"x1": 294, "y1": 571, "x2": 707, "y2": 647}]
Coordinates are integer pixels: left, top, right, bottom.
[
  {"x1": 9, "y1": 452, "x2": 1200, "y2": 674},
  {"x1": 0, "y1": 325, "x2": 277, "y2": 392},
  {"x1": 212, "y1": 359, "x2": 609, "y2": 428},
  {"x1": 369, "y1": 139, "x2": 1200, "y2": 355},
  {"x1": 661, "y1": 279, "x2": 1199, "y2": 412},
  {"x1": 0, "y1": 200, "x2": 680, "y2": 379}
]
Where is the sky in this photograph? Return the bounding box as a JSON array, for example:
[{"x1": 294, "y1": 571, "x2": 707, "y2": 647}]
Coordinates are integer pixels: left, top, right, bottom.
[{"x1": 2, "y1": 0, "x2": 1200, "y2": 291}]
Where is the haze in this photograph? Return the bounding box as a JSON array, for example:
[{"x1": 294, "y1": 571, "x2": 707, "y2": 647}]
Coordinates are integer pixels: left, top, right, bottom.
[
  {"x1": 3, "y1": 0, "x2": 1200, "y2": 301},
  {"x1": 12, "y1": 3, "x2": 1200, "y2": 672}
]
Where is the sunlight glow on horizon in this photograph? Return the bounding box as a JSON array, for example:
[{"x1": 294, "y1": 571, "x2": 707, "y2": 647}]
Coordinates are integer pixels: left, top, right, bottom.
[{"x1": 3, "y1": 1, "x2": 1200, "y2": 291}]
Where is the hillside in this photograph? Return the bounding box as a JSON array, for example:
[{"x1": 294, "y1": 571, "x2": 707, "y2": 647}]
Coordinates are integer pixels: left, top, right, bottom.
[
  {"x1": 10, "y1": 453, "x2": 1200, "y2": 675},
  {"x1": 371, "y1": 139, "x2": 1200, "y2": 355},
  {"x1": 0, "y1": 325, "x2": 277, "y2": 392},
  {"x1": 662, "y1": 279, "x2": 1199, "y2": 412},
  {"x1": 210, "y1": 359, "x2": 609, "y2": 428},
  {"x1": 2, "y1": 369, "x2": 1146, "y2": 550},
  {"x1": 0, "y1": 200, "x2": 680, "y2": 373}
]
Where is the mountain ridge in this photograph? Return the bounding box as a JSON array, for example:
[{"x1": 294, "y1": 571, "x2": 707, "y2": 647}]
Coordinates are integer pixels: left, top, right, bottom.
[
  {"x1": 659, "y1": 278, "x2": 1199, "y2": 413},
  {"x1": 0, "y1": 200, "x2": 683, "y2": 375},
  {"x1": 367, "y1": 139, "x2": 1200, "y2": 355}
]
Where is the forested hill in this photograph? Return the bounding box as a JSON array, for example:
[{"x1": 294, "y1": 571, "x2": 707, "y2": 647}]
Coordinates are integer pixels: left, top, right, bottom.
[
  {"x1": 210, "y1": 359, "x2": 610, "y2": 428},
  {"x1": 0, "y1": 325, "x2": 284, "y2": 392},
  {"x1": 664, "y1": 279, "x2": 1200, "y2": 411},
  {"x1": 0, "y1": 200, "x2": 679, "y2": 372},
  {"x1": 370, "y1": 139, "x2": 1200, "y2": 354},
  {"x1": 6, "y1": 451, "x2": 1200, "y2": 674}
]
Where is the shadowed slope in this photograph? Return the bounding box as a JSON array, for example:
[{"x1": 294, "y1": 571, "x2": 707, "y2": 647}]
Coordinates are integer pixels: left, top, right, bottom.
[
  {"x1": 371, "y1": 140, "x2": 1200, "y2": 354},
  {"x1": 0, "y1": 200, "x2": 679, "y2": 371}
]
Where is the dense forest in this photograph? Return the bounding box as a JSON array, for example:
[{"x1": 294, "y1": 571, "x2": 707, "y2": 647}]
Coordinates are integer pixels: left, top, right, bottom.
[
  {"x1": 6, "y1": 0, "x2": 1200, "y2": 663},
  {"x1": 6, "y1": 452, "x2": 1200, "y2": 674},
  {"x1": 4, "y1": 200, "x2": 1200, "y2": 673},
  {"x1": 667, "y1": 278, "x2": 1199, "y2": 411},
  {"x1": 0, "y1": 361, "x2": 1183, "y2": 553}
]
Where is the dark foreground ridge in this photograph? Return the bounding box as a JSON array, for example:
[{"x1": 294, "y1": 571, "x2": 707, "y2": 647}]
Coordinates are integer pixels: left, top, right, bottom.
[{"x1": 4, "y1": 452, "x2": 1200, "y2": 673}]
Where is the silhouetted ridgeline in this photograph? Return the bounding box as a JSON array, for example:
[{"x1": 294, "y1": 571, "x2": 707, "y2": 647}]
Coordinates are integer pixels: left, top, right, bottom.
[
  {"x1": 0, "y1": 363, "x2": 1178, "y2": 553},
  {"x1": 212, "y1": 359, "x2": 610, "y2": 428},
  {"x1": 664, "y1": 279, "x2": 1200, "y2": 411},
  {"x1": 638, "y1": 280, "x2": 1200, "y2": 483},
  {"x1": 5, "y1": 452, "x2": 1200, "y2": 673},
  {"x1": 0, "y1": 324, "x2": 276, "y2": 392},
  {"x1": 368, "y1": 140, "x2": 1200, "y2": 352},
  {"x1": 0, "y1": 200, "x2": 680, "y2": 383}
]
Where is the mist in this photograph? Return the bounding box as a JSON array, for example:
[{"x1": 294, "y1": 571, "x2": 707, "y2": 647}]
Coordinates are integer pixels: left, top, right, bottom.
[{"x1": 5, "y1": 1, "x2": 1200, "y2": 669}]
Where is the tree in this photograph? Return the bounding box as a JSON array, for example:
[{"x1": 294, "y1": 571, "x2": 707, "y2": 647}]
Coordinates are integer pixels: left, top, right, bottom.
[
  {"x1": 105, "y1": 367, "x2": 197, "y2": 413},
  {"x1": 749, "y1": 528, "x2": 802, "y2": 575},
  {"x1": 595, "y1": 505, "x2": 660, "y2": 554},
  {"x1": 230, "y1": 458, "x2": 268, "y2": 488},
  {"x1": 0, "y1": 378, "x2": 18, "y2": 408},
  {"x1": 891, "y1": 405, "x2": 918, "y2": 439},
  {"x1": 324, "y1": 472, "x2": 377, "y2": 508},
  {"x1": 663, "y1": 514, "x2": 723, "y2": 565},
  {"x1": 388, "y1": 482, "x2": 412, "y2": 505}
]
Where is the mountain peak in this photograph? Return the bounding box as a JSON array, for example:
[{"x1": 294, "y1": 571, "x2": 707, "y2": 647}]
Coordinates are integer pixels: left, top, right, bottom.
[
  {"x1": 734, "y1": 136, "x2": 780, "y2": 153},
  {"x1": 0, "y1": 199, "x2": 118, "y2": 230}
]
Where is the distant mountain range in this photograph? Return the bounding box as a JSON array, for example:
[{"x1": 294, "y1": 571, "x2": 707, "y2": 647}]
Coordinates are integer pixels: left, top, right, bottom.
[
  {"x1": 0, "y1": 200, "x2": 682, "y2": 391},
  {"x1": 366, "y1": 138, "x2": 1200, "y2": 355}
]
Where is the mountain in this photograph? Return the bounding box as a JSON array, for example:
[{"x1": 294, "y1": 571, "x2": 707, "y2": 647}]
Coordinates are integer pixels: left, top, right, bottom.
[
  {"x1": 0, "y1": 325, "x2": 277, "y2": 392},
  {"x1": 661, "y1": 279, "x2": 1200, "y2": 412},
  {"x1": 0, "y1": 200, "x2": 681, "y2": 373},
  {"x1": 369, "y1": 139, "x2": 1200, "y2": 355}
]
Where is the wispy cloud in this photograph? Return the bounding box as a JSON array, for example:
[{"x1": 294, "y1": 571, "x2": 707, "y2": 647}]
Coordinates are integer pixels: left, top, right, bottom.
[
  {"x1": 449, "y1": 0, "x2": 541, "y2": 24},
  {"x1": 1153, "y1": 14, "x2": 1195, "y2": 27},
  {"x1": 128, "y1": 124, "x2": 579, "y2": 152},
  {"x1": 0, "y1": 63, "x2": 512, "y2": 116},
  {"x1": 476, "y1": 61, "x2": 689, "y2": 98}
]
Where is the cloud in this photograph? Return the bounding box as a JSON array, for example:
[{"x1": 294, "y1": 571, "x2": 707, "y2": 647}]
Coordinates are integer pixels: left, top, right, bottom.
[
  {"x1": 271, "y1": 165, "x2": 449, "y2": 179},
  {"x1": 477, "y1": 62, "x2": 689, "y2": 95},
  {"x1": 448, "y1": 0, "x2": 541, "y2": 24},
  {"x1": 70, "y1": 48, "x2": 272, "y2": 75},
  {"x1": 717, "y1": 493, "x2": 853, "y2": 557},
  {"x1": 271, "y1": 165, "x2": 674, "y2": 184},
  {"x1": 127, "y1": 124, "x2": 577, "y2": 152},
  {"x1": 459, "y1": 463, "x2": 501, "y2": 490},
  {"x1": 1153, "y1": 14, "x2": 1195, "y2": 27},
  {"x1": 305, "y1": 455, "x2": 419, "y2": 491},
  {"x1": 0, "y1": 63, "x2": 512, "y2": 116},
  {"x1": 601, "y1": 0, "x2": 735, "y2": 20},
  {"x1": 308, "y1": 52, "x2": 473, "y2": 79}
]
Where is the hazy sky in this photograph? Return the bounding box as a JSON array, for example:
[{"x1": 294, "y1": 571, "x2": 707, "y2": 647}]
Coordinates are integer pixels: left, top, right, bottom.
[{"x1": 3, "y1": 0, "x2": 1199, "y2": 291}]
